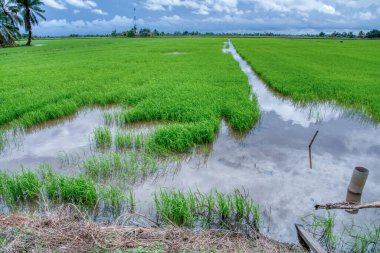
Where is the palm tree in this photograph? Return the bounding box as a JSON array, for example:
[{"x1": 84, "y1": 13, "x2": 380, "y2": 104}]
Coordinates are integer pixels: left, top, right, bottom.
[
  {"x1": 14, "y1": 0, "x2": 45, "y2": 46},
  {"x1": 0, "y1": 0, "x2": 21, "y2": 47}
]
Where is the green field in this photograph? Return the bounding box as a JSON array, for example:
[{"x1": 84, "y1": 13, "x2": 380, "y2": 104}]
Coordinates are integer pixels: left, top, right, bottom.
[
  {"x1": 233, "y1": 38, "x2": 380, "y2": 121},
  {"x1": 0, "y1": 38, "x2": 259, "y2": 152}
]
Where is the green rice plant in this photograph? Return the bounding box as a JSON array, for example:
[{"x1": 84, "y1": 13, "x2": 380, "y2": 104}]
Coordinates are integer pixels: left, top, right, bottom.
[
  {"x1": 154, "y1": 189, "x2": 195, "y2": 226},
  {"x1": 103, "y1": 112, "x2": 114, "y2": 125},
  {"x1": 114, "y1": 131, "x2": 133, "y2": 149},
  {"x1": 128, "y1": 188, "x2": 135, "y2": 212},
  {"x1": 83, "y1": 151, "x2": 159, "y2": 183},
  {"x1": 154, "y1": 189, "x2": 260, "y2": 232},
  {"x1": 100, "y1": 185, "x2": 125, "y2": 213},
  {"x1": 307, "y1": 211, "x2": 337, "y2": 252},
  {"x1": 0, "y1": 130, "x2": 6, "y2": 153},
  {"x1": 216, "y1": 192, "x2": 231, "y2": 221},
  {"x1": 93, "y1": 126, "x2": 112, "y2": 148},
  {"x1": 0, "y1": 170, "x2": 40, "y2": 207},
  {"x1": 45, "y1": 174, "x2": 98, "y2": 207}
]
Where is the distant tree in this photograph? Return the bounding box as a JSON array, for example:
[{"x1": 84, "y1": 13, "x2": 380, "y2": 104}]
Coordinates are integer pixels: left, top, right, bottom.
[
  {"x1": 14, "y1": 0, "x2": 45, "y2": 46},
  {"x1": 347, "y1": 32, "x2": 355, "y2": 38},
  {"x1": 358, "y1": 30, "x2": 365, "y2": 38},
  {"x1": 0, "y1": 0, "x2": 21, "y2": 47},
  {"x1": 183, "y1": 30, "x2": 189, "y2": 36},
  {"x1": 111, "y1": 29, "x2": 117, "y2": 37},
  {"x1": 127, "y1": 25, "x2": 137, "y2": 37},
  {"x1": 139, "y1": 28, "x2": 151, "y2": 37},
  {"x1": 152, "y1": 29, "x2": 159, "y2": 36},
  {"x1": 319, "y1": 32, "x2": 325, "y2": 37},
  {"x1": 366, "y1": 29, "x2": 380, "y2": 38}
]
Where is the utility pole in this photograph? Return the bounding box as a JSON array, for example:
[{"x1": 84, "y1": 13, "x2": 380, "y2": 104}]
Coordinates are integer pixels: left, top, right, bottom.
[{"x1": 133, "y1": 7, "x2": 137, "y2": 34}]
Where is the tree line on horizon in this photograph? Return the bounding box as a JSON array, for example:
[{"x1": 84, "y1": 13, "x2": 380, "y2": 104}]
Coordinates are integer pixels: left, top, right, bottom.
[
  {"x1": 103, "y1": 28, "x2": 380, "y2": 39},
  {"x1": 0, "y1": 0, "x2": 45, "y2": 47}
]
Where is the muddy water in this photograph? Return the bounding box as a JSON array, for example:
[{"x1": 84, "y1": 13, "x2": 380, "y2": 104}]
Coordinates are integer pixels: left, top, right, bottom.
[{"x1": 0, "y1": 42, "x2": 380, "y2": 243}]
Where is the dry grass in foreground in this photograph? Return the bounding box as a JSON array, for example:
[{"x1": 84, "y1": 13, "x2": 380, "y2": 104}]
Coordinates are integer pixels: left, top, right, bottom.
[{"x1": 0, "y1": 206, "x2": 303, "y2": 253}]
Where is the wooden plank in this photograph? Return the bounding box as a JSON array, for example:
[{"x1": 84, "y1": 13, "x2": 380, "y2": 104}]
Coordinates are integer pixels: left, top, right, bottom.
[{"x1": 295, "y1": 224, "x2": 327, "y2": 253}]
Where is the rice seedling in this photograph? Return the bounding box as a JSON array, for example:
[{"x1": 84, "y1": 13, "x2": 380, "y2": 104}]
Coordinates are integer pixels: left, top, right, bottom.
[
  {"x1": 128, "y1": 188, "x2": 135, "y2": 212},
  {"x1": 103, "y1": 112, "x2": 114, "y2": 125},
  {"x1": 0, "y1": 170, "x2": 40, "y2": 207},
  {"x1": 154, "y1": 189, "x2": 195, "y2": 226},
  {"x1": 0, "y1": 168, "x2": 124, "y2": 212},
  {"x1": 306, "y1": 212, "x2": 338, "y2": 252},
  {"x1": 93, "y1": 126, "x2": 112, "y2": 148},
  {"x1": 99, "y1": 185, "x2": 126, "y2": 213},
  {"x1": 153, "y1": 189, "x2": 260, "y2": 232},
  {"x1": 82, "y1": 151, "x2": 159, "y2": 183},
  {"x1": 0, "y1": 130, "x2": 6, "y2": 153},
  {"x1": 114, "y1": 130, "x2": 133, "y2": 149}
]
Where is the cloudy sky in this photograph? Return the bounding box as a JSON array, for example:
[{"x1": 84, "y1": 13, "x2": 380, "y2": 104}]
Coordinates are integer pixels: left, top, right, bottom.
[{"x1": 35, "y1": 0, "x2": 380, "y2": 35}]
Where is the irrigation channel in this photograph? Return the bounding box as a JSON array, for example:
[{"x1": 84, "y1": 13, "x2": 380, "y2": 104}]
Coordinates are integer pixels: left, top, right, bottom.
[{"x1": 1, "y1": 41, "x2": 380, "y2": 244}]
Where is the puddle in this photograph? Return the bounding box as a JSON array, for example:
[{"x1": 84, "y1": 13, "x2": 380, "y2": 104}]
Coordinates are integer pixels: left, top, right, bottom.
[{"x1": 0, "y1": 42, "x2": 380, "y2": 244}]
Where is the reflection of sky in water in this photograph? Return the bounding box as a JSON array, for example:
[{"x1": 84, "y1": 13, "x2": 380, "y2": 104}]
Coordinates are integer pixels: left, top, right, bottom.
[{"x1": 0, "y1": 43, "x2": 380, "y2": 243}]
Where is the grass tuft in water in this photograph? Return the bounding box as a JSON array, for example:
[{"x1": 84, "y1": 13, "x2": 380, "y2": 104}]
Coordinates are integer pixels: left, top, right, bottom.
[
  {"x1": 0, "y1": 170, "x2": 40, "y2": 207},
  {"x1": 93, "y1": 126, "x2": 112, "y2": 148},
  {"x1": 82, "y1": 151, "x2": 159, "y2": 182},
  {"x1": 154, "y1": 189, "x2": 260, "y2": 232},
  {"x1": 0, "y1": 130, "x2": 6, "y2": 153}
]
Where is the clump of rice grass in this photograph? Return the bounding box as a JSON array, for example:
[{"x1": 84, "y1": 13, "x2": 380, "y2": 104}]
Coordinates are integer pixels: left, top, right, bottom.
[
  {"x1": 103, "y1": 112, "x2": 114, "y2": 125},
  {"x1": 307, "y1": 211, "x2": 337, "y2": 251},
  {"x1": 100, "y1": 185, "x2": 126, "y2": 214},
  {"x1": 0, "y1": 130, "x2": 6, "y2": 153},
  {"x1": 82, "y1": 151, "x2": 159, "y2": 182},
  {"x1": 154, "y1": 189, "x2": 260, "y2": 232},
  {"x1": 93, "y1": 126, "x2": 112, "y2": 148},
  {"x1": 0, "y1": 170, "x2": 40, "y2": 207},
  {"x1": 0, "y1": 168, "x2": 124, "y2": 212},
  {"x1": 114, "y1": 131, "x2": 133, "y2": 149},
  {"x1": 114, "y1": 131, "x2": 146, "y2": 150}
]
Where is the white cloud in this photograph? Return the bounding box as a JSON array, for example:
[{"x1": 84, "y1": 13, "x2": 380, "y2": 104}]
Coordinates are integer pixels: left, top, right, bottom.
[
  {"x1": 92, "y1": 8, "x2": 108, "y2": 15},
  {"x1": 42, "y1": 0, "x2": 66, "y2": 9},
  {"x1": 40, "y1": 15, "x2": 135, "y2": 30},
  {"x1": 249, "y1": 0, "x2": 339, "y2": 15},
  {"x1": 144, "y1": 0, "x2": 243, "y2": 15},
  {"x1": 160, "y1": 15, "x2": 183, "y2": 23},
  {"x1": 43, "y1": 0, "x2": 108, "y2": 16},
  {"x1": 65, "y1": 0, "x2": 96, "y2": 9},
  {"x1": 357, "y1": 11, "x2": 375, "y2": 21}
]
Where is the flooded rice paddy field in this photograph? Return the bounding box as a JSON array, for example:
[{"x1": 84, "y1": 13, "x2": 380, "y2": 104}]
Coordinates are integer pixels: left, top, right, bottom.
[{"x1": 1, "y1": 42, "x2": 379, "y2": 243}]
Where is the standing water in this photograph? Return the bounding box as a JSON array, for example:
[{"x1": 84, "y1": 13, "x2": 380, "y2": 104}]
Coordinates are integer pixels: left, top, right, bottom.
[{"x1": 0, "y1": 42, "x2": 379, "y2": 243}]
